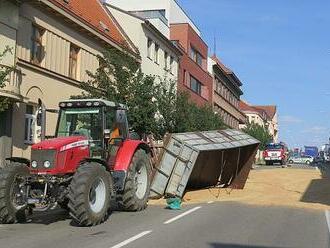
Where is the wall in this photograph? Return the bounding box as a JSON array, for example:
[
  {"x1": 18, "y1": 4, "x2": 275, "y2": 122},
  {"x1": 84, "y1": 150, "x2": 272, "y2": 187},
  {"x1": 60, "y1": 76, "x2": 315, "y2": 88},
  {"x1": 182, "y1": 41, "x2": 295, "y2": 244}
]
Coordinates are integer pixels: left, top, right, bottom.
[
  {"x1": 208, "y1": 57, "x2": 245, "y2": 129},
  {"x1": 17, "y1": 4, "x2": 100, "y2": 81},
  {"x1": 171, "y1": 23, "x2": 212, "y2": 106},
  {"x1": 108, "y1": 0, "x2": 200, "y2": 36},
  {"x1": 9, "y1": 3, "x2": 108, "y2": 160},
  {"x1": 109, "y1": 6, "x2": 179, "y2": 82},
  {"x1": 0, "y1": 1, "x2": 18, "y2": 67},
  {"x1": 11, "y1": 64, "x2": 84, "y2": 158}
]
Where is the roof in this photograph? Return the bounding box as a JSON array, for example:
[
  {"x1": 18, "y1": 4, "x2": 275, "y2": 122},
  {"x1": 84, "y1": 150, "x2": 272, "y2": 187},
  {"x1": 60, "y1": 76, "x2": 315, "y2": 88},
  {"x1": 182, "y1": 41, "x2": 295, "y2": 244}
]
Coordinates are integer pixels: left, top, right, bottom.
[
  {"x1": 239, "y1": 101, "x2": 268, "y2": 120},
  {"x1": 254, "y1": 105, "x2": 277, "y2": 119},
  {"x1": 210, "y1": 55, "x2": 242, "y2": 87},
  {"x1": 48, "y1": 0, "x2": 135, "y2": 53},
  {"x1": 105, "y1": 4, "x2": 182, "y2": 56},
  {"x1": 211, "y1": 55, "x2": 232, "y2": 74}
]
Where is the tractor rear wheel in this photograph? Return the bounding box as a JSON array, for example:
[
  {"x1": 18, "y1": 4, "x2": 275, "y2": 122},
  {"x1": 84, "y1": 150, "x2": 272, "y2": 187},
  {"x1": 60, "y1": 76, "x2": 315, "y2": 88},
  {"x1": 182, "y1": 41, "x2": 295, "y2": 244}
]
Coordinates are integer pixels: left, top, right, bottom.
[
  {"x1": 0, "y1": 162, "x2": 29, "y2": 224},
  {"x1": 68, "y1": 162, "x2": 113, "y2": 226},
  {"x1": 118, "y1": 149, "x2": 152, "y2": 211}
]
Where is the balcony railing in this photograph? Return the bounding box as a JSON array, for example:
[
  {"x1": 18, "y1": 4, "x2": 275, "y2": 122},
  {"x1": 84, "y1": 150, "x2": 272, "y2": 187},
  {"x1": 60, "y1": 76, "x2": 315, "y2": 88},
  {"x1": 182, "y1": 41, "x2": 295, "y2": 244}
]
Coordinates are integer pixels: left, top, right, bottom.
[{"x1": 0, "y1": 65, "x2": 22, "y2": 101}]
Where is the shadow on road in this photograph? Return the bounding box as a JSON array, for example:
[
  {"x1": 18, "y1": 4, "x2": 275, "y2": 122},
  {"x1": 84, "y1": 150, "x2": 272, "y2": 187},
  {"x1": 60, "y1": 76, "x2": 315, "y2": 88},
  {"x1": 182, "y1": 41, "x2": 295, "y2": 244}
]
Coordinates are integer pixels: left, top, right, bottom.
[
  {"x1": 209, "y1": 243, "x2": 284, "y2": 248},
  {"x1": 300, "y1": 164, "x2": 330, "y2": 206},
  {"x1": 23, "y1": 208, "x2": 71, "y2": 225}
]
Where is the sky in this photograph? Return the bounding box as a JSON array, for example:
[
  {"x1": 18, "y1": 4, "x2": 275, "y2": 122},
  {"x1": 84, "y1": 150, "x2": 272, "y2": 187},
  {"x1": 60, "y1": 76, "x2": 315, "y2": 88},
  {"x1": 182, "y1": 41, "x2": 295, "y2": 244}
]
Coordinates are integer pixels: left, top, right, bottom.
[{"x1": 178, "y1": 0, "x2": 330, "y2": 149}]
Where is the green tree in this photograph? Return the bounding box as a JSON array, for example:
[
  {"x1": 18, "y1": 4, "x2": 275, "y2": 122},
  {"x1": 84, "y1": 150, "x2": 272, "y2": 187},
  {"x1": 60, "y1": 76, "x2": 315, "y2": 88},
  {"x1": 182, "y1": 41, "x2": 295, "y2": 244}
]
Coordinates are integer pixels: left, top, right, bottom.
[
  {"x1": 74, "y1": 46, "x2": 157, "y2": 137},
  {"x1": 0, "y1": 47, "x2": 13, "y2": 112},
  {"x1": 76, "y1": 47, "x2": 225, "y2": 139},
  {"x1": 154, "y1": 78, "x2": 225, "y2": 138},
  {"x1": 242, "y1": 122, "x2": 272, "y2": 150}
]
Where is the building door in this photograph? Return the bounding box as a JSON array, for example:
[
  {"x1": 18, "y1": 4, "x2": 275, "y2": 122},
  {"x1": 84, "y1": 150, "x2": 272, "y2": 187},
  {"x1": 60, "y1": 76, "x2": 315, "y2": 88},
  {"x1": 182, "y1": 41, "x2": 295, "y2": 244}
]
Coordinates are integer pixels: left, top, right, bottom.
[{"x1": 0, "y1": 105, "x2": 13, "y2": 167}]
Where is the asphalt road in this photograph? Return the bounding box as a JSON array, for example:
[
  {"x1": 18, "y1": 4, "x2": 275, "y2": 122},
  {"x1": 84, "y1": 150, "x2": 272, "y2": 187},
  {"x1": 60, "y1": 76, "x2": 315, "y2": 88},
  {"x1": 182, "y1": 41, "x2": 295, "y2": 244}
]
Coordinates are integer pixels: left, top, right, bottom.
[{"x1": 0, "y1": 201, "x2": 329, "y2": 248}]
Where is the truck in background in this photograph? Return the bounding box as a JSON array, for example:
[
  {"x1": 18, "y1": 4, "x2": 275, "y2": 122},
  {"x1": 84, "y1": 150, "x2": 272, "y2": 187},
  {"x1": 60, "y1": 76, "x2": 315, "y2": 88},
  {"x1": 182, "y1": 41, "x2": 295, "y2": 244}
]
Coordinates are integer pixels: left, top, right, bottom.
[
  {"x1": 304, "y1": 146, "x2": 318, "y2": 158},
  {"x1": 263, "y1": 142, "x2": 289, "y2": 166}
]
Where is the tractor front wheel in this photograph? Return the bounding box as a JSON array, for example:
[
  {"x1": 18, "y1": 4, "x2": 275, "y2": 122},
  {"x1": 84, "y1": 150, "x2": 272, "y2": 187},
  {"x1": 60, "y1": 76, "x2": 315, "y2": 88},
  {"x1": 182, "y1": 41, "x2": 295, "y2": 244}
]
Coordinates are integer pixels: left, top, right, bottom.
[
  {"x1": 0, "y1": 162, "x2": 29, "y2": 224},
  {"x1": 68, "y1": 162, "x2": 113, "y2": 226},
  {"x1": 118, "y1": 149, "x2": 152, "y2": 211}
]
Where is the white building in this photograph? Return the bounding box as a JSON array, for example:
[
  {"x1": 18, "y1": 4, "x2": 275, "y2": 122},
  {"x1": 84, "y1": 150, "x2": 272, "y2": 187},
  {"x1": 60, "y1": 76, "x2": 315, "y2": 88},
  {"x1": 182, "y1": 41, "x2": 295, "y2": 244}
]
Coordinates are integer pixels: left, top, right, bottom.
[
  {"x1": 105, "y1": 4, "x2": 182, "y2": 82},
  {"x1": 107, "y1": 0, "x2": 201, "y2": 38},
  {"x1": 0, "y1": 0, "x2": 137, "y2": 165}
]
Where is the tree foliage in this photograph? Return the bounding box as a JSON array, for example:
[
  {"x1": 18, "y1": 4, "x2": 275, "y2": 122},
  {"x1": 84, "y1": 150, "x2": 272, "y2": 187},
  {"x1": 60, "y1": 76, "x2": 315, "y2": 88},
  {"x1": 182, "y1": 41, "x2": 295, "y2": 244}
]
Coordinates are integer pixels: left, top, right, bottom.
[
  {"x1": 0, "y1": 47, "x2": 13, "y2": 112},
  {"x1": 242, "y1": 122, "x2": 272, "y2": 150},
  {"x1": 154, "y1": 78, "x2": 224, "y2": 138},
  {"x1": 75, "y1": 46, "x2": 157, "y2": 137},
  {"x1": 74, "y1": 47, "x2": 225, "y2": 138}
]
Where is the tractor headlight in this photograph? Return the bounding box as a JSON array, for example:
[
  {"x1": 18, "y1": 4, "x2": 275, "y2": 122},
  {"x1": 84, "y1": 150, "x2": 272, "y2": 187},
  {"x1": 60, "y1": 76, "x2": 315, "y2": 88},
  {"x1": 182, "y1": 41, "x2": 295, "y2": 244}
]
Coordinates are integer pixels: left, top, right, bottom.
[
  {"x1": 31, "y1": 161, "x2": 38, "y2": 168},
  {"x1": 43, "y1": 160, "x2": 51, "y2": 168}
]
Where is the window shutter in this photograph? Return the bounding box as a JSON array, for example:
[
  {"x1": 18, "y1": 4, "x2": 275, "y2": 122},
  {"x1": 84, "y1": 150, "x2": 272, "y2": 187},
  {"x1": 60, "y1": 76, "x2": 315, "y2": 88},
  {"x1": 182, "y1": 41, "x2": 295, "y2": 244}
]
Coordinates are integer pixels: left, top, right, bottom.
[{"x1": 201, "y1": 85, "x2": 209, "y2": 100}]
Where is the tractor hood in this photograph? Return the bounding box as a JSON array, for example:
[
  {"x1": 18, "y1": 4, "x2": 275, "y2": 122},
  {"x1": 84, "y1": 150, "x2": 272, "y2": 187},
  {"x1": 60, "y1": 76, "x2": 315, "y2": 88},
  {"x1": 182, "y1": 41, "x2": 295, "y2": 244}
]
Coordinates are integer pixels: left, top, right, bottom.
[{"x1": 32, "y1": 136, "x2": 88, "y2": 151}]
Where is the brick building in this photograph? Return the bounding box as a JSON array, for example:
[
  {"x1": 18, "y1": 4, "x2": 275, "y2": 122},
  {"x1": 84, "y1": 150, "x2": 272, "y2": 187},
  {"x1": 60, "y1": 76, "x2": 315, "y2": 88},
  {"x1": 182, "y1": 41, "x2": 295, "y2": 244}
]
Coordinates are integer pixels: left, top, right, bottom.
[
  {"x1": 171, "y1": 23, "x2": 212, "y2": 106},
  {"x1": 208, "y1": 55, "x2": 246, "y2": 128}
]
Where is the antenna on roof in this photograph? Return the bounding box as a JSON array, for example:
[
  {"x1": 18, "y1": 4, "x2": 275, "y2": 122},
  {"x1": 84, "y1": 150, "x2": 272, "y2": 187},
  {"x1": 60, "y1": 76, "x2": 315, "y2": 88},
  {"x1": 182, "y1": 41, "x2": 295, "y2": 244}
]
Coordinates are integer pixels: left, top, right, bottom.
[{"x1": 213, "y1": 29, "x2": 217, "y2": 56}]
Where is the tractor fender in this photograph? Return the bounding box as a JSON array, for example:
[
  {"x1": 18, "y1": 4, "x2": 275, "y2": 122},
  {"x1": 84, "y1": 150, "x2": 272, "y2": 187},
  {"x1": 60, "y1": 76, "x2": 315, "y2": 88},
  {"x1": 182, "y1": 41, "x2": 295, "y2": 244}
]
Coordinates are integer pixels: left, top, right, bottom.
[
  {"x1": 6, "y1": 157, "x2": 30, "y2": 166},
  {"x1": 79, "y1": 158, "x2": 109, "y2": 171},
  {"x1": 113, "y1": 140, "x2": 151, "y2": 172}
]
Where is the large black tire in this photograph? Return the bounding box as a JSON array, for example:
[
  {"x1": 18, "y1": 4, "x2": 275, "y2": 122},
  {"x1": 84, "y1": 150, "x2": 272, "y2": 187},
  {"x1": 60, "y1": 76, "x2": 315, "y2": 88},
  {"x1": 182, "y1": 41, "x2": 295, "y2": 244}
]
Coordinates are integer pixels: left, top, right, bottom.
[
  {"x1": 68, "y1": 162, "x2": 113, "y2": 226},
  {"x1": 118, "y1": 149, "x2": 152, "y2": 211},
  {"x1": 0, "y1": 162, "x2": 29, "y2": 224}
]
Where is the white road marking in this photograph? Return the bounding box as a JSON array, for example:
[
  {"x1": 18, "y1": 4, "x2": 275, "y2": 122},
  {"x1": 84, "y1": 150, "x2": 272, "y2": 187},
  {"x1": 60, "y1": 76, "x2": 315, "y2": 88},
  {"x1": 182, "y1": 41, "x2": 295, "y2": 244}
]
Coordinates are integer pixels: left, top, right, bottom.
[
  {"x1": 207, "y1": 201, "x2": 214, "y2": 204},
  {"x1": 164, "y1": 206, "x2": 202, "y2": 224},
  {"x1": 325, "y1": 211, "x2": 330, "y2": 233},
  {"x1": 110, "y1": 230, "x2": 152, "y2": 248}
]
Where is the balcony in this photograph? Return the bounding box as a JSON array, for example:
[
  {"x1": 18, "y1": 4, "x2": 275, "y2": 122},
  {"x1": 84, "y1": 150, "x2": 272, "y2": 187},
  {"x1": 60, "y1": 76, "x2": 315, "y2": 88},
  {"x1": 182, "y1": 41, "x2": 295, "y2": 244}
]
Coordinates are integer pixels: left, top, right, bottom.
[{"x1": 0, "y1": 65, "x2": 22, "y2": 101}]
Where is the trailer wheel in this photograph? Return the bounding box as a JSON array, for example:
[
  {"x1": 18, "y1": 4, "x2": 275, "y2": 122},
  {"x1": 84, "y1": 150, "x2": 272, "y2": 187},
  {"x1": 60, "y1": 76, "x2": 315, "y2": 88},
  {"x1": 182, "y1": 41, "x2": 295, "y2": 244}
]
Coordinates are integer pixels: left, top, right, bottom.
[
  {"x1": 68, "y1": 162, "x2": 113, "y2": 226},
  {"x1": 0, "y1": 162, "x2": 29, "y2": 224},
  {"x1": 118, "y1": 149, "x2": 152, "y2": 211}
]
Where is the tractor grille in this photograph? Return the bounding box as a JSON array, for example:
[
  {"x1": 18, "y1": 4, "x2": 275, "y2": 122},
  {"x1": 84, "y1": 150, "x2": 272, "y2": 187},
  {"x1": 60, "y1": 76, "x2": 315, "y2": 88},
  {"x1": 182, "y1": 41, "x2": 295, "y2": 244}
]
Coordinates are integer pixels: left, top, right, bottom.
[{"x1": 31, "y1": 149, "x2": 56, "y2": 169}]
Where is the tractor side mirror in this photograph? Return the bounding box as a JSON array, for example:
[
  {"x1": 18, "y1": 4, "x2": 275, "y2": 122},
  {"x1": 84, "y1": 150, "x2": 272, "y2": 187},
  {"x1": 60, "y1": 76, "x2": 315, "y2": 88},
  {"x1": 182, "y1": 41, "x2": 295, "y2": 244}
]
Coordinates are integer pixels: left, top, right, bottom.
[
  {"x1": 104, "y1": 129, "x2": 111, "y2": 140},
  {"x1": 36, "y1": 109, "x2": 42, "y2": 126}
]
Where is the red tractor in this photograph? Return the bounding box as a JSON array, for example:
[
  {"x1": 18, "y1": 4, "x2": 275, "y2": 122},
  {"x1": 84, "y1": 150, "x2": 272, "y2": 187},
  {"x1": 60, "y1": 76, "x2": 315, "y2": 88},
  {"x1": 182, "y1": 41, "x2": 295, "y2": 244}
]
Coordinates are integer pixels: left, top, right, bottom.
[{"x1": 0, "y1": 99, "x2": 153, "y2": 226}]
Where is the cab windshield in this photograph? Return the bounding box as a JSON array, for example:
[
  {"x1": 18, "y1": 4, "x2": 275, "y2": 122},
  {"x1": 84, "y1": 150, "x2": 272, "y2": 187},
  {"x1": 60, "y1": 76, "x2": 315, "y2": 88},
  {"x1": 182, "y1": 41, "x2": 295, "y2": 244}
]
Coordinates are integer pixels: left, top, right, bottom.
[
  {"x1": 266, "y1": 144, "x2": 283, "y2": 150},
  {"x1": 56, "y1": 108, "x2": 102, "y2": 141}
]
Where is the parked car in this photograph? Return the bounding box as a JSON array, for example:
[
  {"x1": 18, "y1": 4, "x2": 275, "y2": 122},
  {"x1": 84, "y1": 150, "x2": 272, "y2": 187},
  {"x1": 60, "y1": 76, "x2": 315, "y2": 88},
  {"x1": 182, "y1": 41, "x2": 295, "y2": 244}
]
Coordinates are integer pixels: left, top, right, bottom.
[{"x1": 288, "y1": 155, "x2": 314, "y2": 165}]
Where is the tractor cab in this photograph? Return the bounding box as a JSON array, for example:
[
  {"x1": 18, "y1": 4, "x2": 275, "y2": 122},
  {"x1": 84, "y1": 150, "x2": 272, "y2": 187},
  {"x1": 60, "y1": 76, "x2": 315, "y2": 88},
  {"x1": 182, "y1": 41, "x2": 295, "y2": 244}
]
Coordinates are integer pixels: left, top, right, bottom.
[{"x1": 56, "y1": 99, "x2": 129, "y2": 159}]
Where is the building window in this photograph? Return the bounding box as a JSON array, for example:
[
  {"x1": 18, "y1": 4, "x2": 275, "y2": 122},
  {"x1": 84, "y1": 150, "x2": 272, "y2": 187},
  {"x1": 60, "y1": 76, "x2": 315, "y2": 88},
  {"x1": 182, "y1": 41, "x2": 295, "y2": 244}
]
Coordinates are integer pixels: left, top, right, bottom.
[
  {"x1": 24, "y1": 105, "x2": 36, "y2": 144},
  {"x1": 164, "y1": 51, "x2": 168, "y2": 70},
  {"x1": 190, "y1": 46, "x2": 203, "y2": 67},
  {"x1": 190, "y1": 76, "x2": 202, "y2": 95},
  {"x1": 69, "y1": 44, "x2": 80, "y2": 79},
  {"x1": 154, "y1": 43, "x2": 159, "y2": 64},
  {"x1": 31, "y1": 25, "x2": 45, "y2": 65},
  {"x1": 147, "y1": 38, "x2": 152, "y2": 58},
  {"x1": 170, "y1": 56, "x2": 174, "y2": 74}
]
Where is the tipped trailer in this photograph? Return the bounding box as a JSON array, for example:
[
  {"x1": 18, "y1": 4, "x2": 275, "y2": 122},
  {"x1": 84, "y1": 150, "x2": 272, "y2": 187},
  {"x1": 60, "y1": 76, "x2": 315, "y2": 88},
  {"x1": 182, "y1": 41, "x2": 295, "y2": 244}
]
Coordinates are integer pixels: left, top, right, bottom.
[{"x1": 150, "y1": 130, "x2": 260, "y2": 199}]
